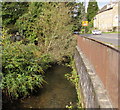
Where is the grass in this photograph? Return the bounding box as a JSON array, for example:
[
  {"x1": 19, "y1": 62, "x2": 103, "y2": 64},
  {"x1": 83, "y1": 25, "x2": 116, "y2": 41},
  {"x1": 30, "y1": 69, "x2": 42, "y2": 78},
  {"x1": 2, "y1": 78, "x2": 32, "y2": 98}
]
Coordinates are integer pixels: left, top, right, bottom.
[
  {"x1": 114, "y1": 45, "x2": 120, "y2": 49},
  {"x1": 102, "y1": 31, "x2": 120, "y2": 34},
  {"x1": 81, "y1": 31, "x2": 120, "y2": 34},
  {"x1": 65, "y1": 59, "x2": 84, "y2": 109}
]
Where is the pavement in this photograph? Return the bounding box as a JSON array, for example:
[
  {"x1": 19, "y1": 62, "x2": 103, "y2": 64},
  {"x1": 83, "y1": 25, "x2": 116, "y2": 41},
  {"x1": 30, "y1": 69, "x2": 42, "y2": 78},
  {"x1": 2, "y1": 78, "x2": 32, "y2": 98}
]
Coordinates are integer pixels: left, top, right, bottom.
[{"x1": 80, "y1": 33, "x2": 120, "y2": 50}]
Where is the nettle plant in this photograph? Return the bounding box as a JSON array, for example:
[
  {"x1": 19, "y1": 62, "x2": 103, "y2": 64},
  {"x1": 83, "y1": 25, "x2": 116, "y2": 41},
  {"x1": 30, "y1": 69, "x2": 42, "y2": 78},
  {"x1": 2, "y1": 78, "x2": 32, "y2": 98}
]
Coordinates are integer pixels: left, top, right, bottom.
[{"x1": 1, "y1": 30, "x2": 52, "y2": 99}]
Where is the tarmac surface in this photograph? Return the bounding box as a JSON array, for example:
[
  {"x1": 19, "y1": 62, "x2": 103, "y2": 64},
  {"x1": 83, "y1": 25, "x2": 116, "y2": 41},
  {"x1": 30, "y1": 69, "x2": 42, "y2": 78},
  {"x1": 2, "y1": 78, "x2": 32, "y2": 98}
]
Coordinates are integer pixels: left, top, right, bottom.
[{"x1": 80, "y1": 33, "x2": 120, "y2": 50}]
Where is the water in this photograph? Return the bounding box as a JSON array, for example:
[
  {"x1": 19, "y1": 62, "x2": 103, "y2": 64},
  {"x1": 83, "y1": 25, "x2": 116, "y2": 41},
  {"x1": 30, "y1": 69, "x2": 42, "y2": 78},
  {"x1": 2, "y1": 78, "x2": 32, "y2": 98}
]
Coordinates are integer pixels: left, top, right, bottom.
[{"x1": 3, "y1": 65, "x2": 77, "y2": 109}]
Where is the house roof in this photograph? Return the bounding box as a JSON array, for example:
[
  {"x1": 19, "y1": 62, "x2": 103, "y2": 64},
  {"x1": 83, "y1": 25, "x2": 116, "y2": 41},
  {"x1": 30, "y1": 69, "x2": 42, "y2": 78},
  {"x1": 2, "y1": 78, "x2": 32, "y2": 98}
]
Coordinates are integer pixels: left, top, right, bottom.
[
  {"x1": 98, "y1": 5, "x2": 108, "y2": 13},
  {"x1": 97, "y1": 1, "x2": 118, "y2": 14}
]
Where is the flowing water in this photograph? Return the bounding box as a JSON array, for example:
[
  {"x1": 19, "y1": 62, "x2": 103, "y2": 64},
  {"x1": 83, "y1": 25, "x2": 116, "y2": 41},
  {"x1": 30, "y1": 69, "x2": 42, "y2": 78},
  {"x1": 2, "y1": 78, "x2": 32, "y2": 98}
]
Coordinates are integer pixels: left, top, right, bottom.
[{"x1": 3, "y1": 65, "x2": 78, "y2": 110}]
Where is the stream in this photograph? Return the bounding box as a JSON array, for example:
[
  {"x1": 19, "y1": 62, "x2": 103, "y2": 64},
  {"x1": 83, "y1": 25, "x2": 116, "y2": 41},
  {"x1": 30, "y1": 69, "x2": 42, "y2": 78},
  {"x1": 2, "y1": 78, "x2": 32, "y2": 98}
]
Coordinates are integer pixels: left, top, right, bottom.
[{"x1": 3, "y1": 65, "x2": 78, "y2": 110}]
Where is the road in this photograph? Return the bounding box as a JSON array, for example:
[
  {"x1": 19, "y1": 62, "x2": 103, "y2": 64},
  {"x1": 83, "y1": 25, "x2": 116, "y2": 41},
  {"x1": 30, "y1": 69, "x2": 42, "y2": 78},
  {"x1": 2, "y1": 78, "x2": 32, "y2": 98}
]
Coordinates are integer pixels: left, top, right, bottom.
[{"x1": 80, "y1": 33, "x2": 120, "y2": 49}]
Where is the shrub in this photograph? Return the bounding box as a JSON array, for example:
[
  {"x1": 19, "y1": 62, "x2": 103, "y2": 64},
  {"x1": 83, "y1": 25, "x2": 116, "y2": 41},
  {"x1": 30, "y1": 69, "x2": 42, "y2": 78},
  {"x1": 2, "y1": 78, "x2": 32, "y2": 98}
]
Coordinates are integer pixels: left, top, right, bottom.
[{"x1": 1, "y1": 30, "x2": 52, "y2": 99}]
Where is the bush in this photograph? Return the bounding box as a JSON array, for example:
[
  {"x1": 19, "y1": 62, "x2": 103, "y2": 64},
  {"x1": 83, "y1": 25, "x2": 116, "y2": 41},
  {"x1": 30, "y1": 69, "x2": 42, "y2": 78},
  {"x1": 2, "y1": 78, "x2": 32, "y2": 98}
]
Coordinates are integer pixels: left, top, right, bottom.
[{"x1": 1, "y1": 30, "x2": 53, "y2": 99}]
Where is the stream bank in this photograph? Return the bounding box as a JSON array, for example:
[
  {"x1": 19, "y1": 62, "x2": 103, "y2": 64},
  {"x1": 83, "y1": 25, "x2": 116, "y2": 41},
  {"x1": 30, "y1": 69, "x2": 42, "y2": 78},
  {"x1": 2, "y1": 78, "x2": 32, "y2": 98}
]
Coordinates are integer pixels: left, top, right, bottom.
[{"x1": 3, "y1": 65, "x2": 78, "y2": 110}]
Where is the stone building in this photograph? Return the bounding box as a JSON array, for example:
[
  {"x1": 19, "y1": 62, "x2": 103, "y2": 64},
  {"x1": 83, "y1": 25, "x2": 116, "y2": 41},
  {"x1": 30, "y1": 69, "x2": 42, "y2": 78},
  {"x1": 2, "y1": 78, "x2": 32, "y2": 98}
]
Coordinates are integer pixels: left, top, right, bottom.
[{"x1": 94, "y1": 1, "x2": 120, "y2": 32}]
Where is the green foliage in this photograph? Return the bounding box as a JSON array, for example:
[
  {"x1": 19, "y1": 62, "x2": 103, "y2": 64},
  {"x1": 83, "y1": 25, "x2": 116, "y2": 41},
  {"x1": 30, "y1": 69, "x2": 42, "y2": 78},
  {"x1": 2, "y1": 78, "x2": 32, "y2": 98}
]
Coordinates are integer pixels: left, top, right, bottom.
[
  {"x1": 65, "y1": 60, "x2": 79, "y2": 86},
  {"x1": 35, "y1": 3, "x2": 76, "y2": 61},
  {"x1": 1, "y1": 30, "x2": 52, "y2": 99},
  {"x1": 0, "y1": 4, "x2": 2, "y2": 26},
  {"x1": 15, "y1": 2, "x2": 43, "y2": 43},
  {"x1": 2, "y1": 2, "x2": 29, "y2": 27},
  {"x1": 16, "y1": 3, "x2": 76, "y2": 61},
  {"x1": 65, "y1": 102, "x2": 74, "y2": 109},
  {"x1": 85, "y1": 19, "x2": 94, "y2": 33},
  {"x1": 87, "y1": 0, "x2": 99, "y2": 22},
  {"x1": 1, "y1": 2, "x2": 78, "y2": 100},
  {"x1": 65, "y1": 59, "x2": 83, "y2": 109},
  {"x1": 72, "y1": 2, "x2": 85, "y2": 31}
]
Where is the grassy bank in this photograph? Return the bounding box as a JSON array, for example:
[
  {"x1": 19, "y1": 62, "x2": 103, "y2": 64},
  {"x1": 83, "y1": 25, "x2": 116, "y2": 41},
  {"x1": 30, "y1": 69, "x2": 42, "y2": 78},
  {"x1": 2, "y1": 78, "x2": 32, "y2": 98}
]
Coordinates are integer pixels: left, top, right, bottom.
[
  {"x1": 102, "y1": 31, "x2": 120, "y2": 34},
  {"x1": 65, "y1": 59, "x2": 84, "y2": 109}
]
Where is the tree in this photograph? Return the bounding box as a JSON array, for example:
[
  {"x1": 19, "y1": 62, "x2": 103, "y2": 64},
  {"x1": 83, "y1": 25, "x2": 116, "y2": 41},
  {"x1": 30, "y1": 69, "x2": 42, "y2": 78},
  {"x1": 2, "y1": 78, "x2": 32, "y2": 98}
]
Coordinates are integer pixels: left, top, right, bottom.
[
  {"x1": 76, "y1": 2, "x2": 86, "y2": 31},
  {"x1": 68, "y1": 2, "x2": 85, "y2": 31},
  {"x1": 2, "y1": 2, "x2": 29, "y2": 27},
  {"x1": 87, "y1": 0, "x2": 99, "y2": 22},
  {"x1": 16, "y1": 2, "x2": 76, "y2": 60},
  {"x1": 15, "y1": 2, "x2": 44, "y2": 43},
  {"x1": 35, "y1": 3, "x2": 76, "y2": 60}
]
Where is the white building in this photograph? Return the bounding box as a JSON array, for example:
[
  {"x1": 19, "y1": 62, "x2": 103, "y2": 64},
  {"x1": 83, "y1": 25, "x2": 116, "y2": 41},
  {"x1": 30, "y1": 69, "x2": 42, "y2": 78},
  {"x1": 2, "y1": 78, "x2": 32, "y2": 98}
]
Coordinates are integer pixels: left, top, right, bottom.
[{"x1": 94, "y1": 1, "x2": 120, "y2": 32}]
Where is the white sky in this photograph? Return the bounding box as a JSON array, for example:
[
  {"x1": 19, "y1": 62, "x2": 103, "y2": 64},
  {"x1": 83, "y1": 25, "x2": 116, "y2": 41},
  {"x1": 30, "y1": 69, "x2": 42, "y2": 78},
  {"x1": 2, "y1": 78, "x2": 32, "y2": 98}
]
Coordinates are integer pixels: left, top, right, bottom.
[{"x1": 78, "y1": 0, "x2": 117, "y2": 9}]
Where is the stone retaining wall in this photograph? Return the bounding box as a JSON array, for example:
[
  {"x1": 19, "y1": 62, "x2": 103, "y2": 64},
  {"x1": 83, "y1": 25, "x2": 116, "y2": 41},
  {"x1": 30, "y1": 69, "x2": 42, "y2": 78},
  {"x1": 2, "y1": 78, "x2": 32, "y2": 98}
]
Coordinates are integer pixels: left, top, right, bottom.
[{"x1": 74, "y1": 46, "x2": 113, "y2": 109}]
